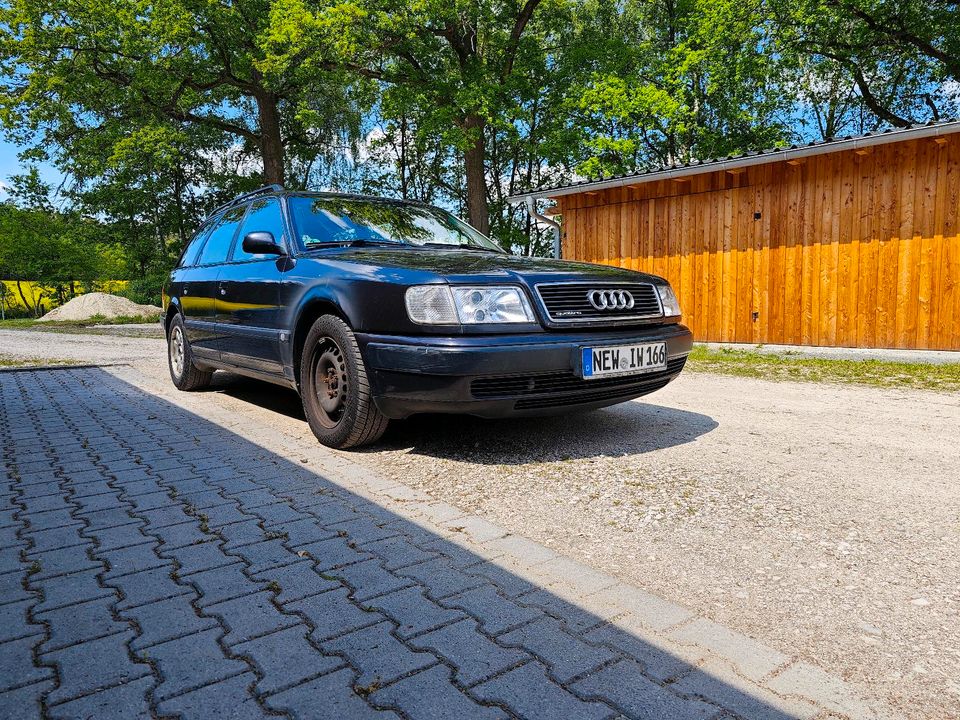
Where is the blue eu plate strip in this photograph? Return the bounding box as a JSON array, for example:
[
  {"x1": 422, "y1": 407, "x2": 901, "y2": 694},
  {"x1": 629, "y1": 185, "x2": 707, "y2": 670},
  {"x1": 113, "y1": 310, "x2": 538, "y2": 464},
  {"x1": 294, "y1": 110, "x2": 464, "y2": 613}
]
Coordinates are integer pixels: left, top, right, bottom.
[{"x1": 581, "y1": 347, "x2": 593, "y2": 377}]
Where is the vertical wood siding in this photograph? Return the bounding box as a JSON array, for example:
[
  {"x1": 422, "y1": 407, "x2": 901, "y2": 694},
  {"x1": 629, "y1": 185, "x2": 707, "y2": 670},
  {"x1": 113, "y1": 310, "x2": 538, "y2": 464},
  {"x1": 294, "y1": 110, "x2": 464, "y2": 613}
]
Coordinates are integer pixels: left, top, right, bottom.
[{"x1": 556, "y1": 137, "x2": 960, "y2": 350}]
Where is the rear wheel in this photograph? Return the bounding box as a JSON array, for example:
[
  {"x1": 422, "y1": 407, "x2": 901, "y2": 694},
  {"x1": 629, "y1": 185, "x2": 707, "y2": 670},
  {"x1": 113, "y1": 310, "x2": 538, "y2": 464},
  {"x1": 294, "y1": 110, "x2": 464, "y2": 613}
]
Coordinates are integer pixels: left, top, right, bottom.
[
  {"x1": 167, "y1": 314, "x2": 213, "y2": 391},
  {"x1": 300, "y1": 315, "x2": 389, "y2": 449}
]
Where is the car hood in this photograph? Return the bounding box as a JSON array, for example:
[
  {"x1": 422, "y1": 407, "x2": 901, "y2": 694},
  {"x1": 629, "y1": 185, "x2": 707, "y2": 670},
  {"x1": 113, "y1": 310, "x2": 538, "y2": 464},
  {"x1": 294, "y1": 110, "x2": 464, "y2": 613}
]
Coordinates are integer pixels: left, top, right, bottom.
[{"x1": 299, "y1": 247, "x2": 666, "y2": 286}]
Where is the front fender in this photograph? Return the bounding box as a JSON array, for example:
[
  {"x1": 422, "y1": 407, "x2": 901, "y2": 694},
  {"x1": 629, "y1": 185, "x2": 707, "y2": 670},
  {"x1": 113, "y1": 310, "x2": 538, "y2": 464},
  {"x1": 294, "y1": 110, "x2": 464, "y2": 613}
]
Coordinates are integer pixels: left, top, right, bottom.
[
  {"x1": 163, "y1": 296, "x2": 183, "y2": 334},
  {"x1": 284, "y1": 258, "x2": 420, "y2": 334}
]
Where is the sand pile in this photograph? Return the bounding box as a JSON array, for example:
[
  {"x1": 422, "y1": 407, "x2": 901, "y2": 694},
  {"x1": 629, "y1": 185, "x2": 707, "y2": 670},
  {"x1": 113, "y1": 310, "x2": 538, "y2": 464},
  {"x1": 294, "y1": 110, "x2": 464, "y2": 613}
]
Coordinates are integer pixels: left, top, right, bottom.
[{"x1": 39, "y1": 292, "x2": 162, "y2": 322}]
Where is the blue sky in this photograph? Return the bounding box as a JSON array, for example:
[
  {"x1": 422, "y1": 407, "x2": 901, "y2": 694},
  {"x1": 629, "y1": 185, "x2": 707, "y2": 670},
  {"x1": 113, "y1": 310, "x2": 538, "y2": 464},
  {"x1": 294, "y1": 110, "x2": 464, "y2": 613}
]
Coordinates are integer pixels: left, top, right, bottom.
[{"x1": 0, "y1": 136, "x2": 64, "y2": 199}]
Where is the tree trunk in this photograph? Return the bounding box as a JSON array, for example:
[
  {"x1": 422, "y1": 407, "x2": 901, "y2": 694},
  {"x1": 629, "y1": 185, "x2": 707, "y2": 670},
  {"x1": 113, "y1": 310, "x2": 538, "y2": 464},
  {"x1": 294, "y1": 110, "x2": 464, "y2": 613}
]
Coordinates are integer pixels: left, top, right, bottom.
[
  {"x1": 174, "y1": 168, "x2": 186, "y2": 249},
  {"x1": 399, "y1": 116, "x2": 408, "y2": 200},
  {"x1": 256, "y1": 92, "x2": 286, "y2": 186},
  {"x1": 463, "y1": 114, "x2": 489, "y2": 235},
  {"x1": 15, "y1": 280, "x2": 35, "y2": 316}
]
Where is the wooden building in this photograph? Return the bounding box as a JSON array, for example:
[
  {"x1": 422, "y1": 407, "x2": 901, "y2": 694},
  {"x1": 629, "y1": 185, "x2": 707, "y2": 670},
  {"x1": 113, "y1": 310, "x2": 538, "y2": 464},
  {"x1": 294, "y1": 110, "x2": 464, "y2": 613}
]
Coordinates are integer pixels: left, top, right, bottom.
[{"x1": 512, "y1": 121, "x2": 960, "y2": 350}]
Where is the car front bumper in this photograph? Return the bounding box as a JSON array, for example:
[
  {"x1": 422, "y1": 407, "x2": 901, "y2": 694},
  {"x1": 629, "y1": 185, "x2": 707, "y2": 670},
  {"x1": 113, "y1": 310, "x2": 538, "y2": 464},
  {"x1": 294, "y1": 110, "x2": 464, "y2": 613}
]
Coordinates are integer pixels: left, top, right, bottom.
[{"x1": 357, "y1": 323, "x2": 693, "y2": 419}]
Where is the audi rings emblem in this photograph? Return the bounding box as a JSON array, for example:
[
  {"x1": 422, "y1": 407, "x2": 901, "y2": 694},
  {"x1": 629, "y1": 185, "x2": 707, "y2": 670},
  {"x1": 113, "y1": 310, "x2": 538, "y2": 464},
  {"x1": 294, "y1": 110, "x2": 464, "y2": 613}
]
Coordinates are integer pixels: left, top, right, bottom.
[{"x1": 587, "y1": 289, "x2": 635, "y2": 311}]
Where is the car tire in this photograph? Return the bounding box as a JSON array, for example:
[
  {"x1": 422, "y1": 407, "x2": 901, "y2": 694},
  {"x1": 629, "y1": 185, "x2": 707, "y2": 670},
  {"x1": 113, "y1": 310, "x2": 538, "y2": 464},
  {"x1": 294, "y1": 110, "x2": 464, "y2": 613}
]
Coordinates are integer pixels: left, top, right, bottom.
[
  {"x1": 300, "y1": 314, "x2": 389, "y2": 449},
  {"x1": 167, "y1": 313, "x2": 213, "y2": 391}
]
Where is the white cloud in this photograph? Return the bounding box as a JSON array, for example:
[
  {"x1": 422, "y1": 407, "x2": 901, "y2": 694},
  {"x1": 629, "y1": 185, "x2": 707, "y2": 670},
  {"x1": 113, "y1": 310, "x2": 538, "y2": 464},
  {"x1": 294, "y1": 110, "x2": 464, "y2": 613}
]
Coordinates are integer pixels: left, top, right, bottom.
[{"x1": 354, "y1": 126, "x2": 387, "y2": 163}]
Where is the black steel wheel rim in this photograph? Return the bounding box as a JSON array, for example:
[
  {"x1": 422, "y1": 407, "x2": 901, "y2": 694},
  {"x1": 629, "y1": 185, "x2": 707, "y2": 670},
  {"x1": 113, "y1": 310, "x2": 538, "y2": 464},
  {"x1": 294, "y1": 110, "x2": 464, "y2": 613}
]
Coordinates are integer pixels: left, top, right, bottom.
[{"x1": 312, "y1": 337, "x2": 348, "y2": 428}]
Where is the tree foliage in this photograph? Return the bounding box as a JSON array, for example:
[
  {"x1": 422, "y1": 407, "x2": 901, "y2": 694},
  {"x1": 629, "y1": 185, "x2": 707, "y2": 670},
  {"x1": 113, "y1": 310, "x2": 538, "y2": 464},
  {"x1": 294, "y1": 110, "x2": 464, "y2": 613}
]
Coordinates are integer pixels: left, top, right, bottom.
[
  {"x1": 262, "y1": 0, "x2": 575, "y2": 236},
  {"x1": 770, "y1": 0, "x2": 960, "y2": 132},
  {"x1": 0, "y1": 0, "x2": 367, "y2": 185},
  {"x1": 0, "y1": 0, "x2": 956, "y2": 277},
  {"x1": 0, "y1": 172, "x2": 124, "y2": 315},
  {"x1": 570, "y1": 0, "x2": 791, "y2": 177}
]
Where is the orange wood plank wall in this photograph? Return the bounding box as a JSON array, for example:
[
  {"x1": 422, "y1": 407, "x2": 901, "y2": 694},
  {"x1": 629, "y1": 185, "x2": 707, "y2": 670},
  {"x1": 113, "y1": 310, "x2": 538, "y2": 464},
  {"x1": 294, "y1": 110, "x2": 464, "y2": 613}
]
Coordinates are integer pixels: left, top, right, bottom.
[{"x1": 556, "y1": 136, "x2": 960, "y2": 350}]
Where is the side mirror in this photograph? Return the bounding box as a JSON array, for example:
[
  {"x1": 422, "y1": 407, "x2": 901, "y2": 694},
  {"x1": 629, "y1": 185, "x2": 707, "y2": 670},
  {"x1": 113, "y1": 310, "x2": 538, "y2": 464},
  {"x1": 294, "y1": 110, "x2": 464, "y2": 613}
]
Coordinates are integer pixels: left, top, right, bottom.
[{"x1": 242, "y1": 231, "x2": 285, "y2": 256}]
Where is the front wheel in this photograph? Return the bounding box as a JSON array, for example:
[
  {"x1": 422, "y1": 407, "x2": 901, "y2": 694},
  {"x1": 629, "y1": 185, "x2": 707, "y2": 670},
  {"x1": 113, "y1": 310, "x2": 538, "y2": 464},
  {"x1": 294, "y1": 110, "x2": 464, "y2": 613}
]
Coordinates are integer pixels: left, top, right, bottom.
[{"x1": 300, "y1": 315, "x2": 389, "y2": 449}]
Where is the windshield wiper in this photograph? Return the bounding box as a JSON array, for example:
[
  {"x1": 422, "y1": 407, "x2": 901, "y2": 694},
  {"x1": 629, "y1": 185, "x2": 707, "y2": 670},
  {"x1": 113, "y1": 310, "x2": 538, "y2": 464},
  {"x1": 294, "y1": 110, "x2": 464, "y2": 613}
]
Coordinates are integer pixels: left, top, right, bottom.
[
  {"x1": 305, "y1": 238, "x2": 404, "y2": 248},
  {"x1": 421, "y1": 242, "x2": 501, "y2": 253}
]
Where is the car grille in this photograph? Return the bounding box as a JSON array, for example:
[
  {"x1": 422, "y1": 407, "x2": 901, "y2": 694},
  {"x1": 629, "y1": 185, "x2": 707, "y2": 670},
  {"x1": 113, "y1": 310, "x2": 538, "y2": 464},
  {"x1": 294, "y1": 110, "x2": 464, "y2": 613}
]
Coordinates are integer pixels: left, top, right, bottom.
[
  {"x1": 536, "y1": 282, "x2": 662, "y2": 323},
  {"x1": 471, "y1": 356, "x2": 686, "y2": 410}
]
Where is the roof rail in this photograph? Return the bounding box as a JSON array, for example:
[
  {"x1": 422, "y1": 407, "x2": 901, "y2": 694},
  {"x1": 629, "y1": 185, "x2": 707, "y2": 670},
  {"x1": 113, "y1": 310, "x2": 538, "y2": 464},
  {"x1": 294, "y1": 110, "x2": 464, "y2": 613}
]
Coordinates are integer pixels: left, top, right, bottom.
[{"x1": 209, "y1": 183, "x2": 284, "y2": 217}]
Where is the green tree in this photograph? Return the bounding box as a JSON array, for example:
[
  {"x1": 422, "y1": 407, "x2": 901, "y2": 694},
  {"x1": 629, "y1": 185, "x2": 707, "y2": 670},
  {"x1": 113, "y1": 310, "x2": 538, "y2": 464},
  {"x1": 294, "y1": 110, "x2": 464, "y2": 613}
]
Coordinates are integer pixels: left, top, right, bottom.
[
  {"x1": 265, "y1": 0, "x2": 571, "y2": 235},
  {"x1": 0, "y1": 0, "x2": 364, "y2": 187},
  {"x1": 569, "y1": 0, "x2": 790, "y2": 178},
  {"x1": 1, "y1": 0, "x2": 372, "y2": 280},
  {"x1": 344, "y1": 32, "x2": 574, "y2": 255},
  {"x1": 769, "y1": 0, "x2": 959, "y2": 128},
  {"x1": 0, "y1": 203, "x2": 103, "y2": 315},
  {"x1": 0, "y1": 171, "x2": 123, "y2": 315}
]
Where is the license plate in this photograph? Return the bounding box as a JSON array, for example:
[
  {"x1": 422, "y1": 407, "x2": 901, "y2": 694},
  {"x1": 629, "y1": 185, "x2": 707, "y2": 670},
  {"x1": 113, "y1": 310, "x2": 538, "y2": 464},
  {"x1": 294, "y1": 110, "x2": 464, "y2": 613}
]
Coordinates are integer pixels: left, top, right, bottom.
[{"x1": 581, "y1": 342, "x2": 667, "y2": 379}]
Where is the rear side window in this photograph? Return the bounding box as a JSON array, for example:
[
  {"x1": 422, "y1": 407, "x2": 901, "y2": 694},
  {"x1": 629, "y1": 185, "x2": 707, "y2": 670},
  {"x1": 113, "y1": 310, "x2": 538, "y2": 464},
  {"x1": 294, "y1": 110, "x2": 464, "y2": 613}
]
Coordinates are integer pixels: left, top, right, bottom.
[
  {"x1": 197, "y1": 205, "x2": 247, "y2": 266},
  {"x1": 178, "y1": 223, "x2": 214, "y2": 268},
  {"x1": 232, "y1": 198, "x2": 286, "y2": 262}
]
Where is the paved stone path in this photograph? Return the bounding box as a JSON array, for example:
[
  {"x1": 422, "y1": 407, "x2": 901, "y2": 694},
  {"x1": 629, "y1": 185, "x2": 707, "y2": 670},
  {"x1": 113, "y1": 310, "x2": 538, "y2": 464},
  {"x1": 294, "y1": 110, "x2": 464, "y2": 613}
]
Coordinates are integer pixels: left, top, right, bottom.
[{"x1": 0, "y1": 367, "x2": 884, "y2": 719}]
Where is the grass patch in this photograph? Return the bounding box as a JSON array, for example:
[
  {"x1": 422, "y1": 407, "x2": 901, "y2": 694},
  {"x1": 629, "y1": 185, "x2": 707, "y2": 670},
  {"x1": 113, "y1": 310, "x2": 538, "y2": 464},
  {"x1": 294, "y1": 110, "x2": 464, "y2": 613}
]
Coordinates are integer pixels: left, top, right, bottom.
[
  {"x1": 0, "y1": 318, "x2": 42, "y2": 329},
  {"x1": 0, "y1": 314, "x2": 162, "y2": 336},
  {"x1": 685, "y1": 344, "x2": 960, "y2": 392},
  {"x1": 81, "y1": 313, "x2": 162, "y2": 325},
  {"x1": 0, "y1": 313, "x2": 160, "y2": 329}
]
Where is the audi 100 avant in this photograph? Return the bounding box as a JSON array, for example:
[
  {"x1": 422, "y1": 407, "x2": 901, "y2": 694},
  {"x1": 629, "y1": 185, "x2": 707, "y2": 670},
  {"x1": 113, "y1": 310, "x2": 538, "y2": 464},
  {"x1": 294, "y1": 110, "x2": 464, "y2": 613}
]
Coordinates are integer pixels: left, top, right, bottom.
[{"x1": 163, "y1": 186, "x2": 693, "y2": 448}]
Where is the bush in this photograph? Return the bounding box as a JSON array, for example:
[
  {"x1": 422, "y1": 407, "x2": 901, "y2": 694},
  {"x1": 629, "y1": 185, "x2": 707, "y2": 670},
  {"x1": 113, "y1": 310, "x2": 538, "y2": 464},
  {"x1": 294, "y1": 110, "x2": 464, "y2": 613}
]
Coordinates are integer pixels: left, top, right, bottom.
[
  {"x1": 122, "y1": 271, "x2": 168, "y2": 306},
  {"x1": 0, "y1": 304, "x2": 34, "y2": 320}
]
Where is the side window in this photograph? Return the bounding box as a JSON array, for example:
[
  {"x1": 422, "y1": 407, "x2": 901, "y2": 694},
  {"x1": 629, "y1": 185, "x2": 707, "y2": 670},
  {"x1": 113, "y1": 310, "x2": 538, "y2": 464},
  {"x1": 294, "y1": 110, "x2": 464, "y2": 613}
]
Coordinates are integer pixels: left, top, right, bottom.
[
  {"x1": 197, "y1": 205, "x2": 247, "y2": 266},
  {"x1": 178, "y1": 223, "x2": 214, "y2": 268},
  {"x1": 232, "y1": 198, "x2": 286, "y2": 262}
]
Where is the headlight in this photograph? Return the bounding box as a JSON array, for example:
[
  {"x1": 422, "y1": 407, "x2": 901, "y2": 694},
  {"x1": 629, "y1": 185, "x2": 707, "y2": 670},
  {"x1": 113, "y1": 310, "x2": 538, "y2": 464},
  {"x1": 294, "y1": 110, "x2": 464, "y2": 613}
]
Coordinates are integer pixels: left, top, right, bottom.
[
  {"x1": 657, "y1": 284, "x2": 682, "y2": 318},
  {"x1": 405, "y1": 285, "x2": 535, "y2": 325},
  {"x1": 451, "y1": 287, "x2": 535, "y2": 324}
]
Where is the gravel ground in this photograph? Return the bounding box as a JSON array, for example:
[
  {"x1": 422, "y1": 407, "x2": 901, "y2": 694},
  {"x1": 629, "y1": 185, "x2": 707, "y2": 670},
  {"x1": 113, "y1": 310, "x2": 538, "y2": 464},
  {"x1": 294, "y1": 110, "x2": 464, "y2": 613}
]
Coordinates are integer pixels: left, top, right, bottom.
[
  {"x1": 3, "y1": 327, "x2": 958, "y2": 718},
  {"x1": 87, "y1": 322, "x2": 165, "y2": 337},
  {"x1": 0, "y1": 328, "x2": 161, "y2": 362},
  {"x1": 368, "y1": 381, "x2": 960, "y2": 720}
]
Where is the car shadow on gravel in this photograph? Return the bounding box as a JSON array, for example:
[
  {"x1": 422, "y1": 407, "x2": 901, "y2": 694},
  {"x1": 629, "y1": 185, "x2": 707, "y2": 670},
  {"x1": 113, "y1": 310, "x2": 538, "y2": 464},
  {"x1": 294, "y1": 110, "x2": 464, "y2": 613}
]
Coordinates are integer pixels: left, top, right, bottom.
[
  {"x1": 208, "y1": 373, "x2": 716, "y2": 464},
  {"x1": 1, "y1": 365, "x2": 812, "y2": 720},
  {"x1": 376, "y1": 403, "x2": 717, "y2": 464}
]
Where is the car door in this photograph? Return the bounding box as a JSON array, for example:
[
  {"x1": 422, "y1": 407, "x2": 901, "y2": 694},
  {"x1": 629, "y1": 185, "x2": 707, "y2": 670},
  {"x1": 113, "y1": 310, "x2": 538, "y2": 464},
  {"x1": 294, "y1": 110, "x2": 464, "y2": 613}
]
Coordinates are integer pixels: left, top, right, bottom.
[
  {"x1": 187, "y1": 204, "x2": 248, "y2": 360},
  {"x1": 215, "y1": 197, "x2": 289, "y2": 375},
  {"x1": 170, "y1": 220, "x2": 214, "y2": 341}
]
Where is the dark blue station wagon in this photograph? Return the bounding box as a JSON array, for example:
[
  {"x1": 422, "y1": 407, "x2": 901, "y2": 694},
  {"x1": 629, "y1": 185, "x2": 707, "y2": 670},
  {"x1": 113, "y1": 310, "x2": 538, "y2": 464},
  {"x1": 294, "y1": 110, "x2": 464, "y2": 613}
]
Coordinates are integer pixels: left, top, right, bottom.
[{"x1": 164, "y1": 186, "x2": 692, "y2": 448}]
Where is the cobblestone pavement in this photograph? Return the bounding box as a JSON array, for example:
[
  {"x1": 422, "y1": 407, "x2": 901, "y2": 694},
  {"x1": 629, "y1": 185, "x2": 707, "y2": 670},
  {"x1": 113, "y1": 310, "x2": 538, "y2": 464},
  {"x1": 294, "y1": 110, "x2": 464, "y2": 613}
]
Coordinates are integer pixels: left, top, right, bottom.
[{"x1": 0, "y1": 366, "x2": 886, "y2": 720}]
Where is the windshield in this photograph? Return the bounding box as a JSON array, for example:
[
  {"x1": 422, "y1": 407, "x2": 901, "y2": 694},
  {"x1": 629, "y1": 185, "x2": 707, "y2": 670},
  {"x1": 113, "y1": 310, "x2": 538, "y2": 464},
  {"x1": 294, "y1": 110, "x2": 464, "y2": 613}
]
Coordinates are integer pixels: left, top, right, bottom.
[{"x1": 288, "y1": 196, "x2": 505, "y2": 252}]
